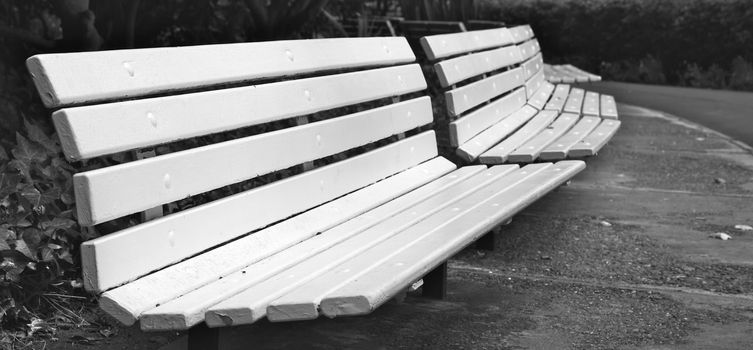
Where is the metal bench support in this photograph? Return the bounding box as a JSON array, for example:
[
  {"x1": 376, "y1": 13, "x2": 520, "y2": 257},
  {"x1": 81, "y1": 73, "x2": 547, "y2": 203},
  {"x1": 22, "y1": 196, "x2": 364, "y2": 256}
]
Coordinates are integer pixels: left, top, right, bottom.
[{"x1": 422, "y1": 262, "x2": 447, "y2": 299}]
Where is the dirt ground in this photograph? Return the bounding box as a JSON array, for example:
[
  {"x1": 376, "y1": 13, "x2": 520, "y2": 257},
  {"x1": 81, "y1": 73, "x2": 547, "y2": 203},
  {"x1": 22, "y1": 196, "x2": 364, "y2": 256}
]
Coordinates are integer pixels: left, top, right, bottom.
[{"x1": 42, "y1": 103, "x2": 753, "y2": 349}]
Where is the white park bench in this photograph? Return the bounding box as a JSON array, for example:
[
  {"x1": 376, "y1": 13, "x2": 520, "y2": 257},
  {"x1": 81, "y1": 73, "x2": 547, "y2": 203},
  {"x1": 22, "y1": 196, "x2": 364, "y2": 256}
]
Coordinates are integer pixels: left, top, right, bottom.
[
  {"x1": 420, "y1": 25, "x2": 621, "y2": 164},
  {"x1": 27, "y1": 37, "x2": 584, "y2": 349}
]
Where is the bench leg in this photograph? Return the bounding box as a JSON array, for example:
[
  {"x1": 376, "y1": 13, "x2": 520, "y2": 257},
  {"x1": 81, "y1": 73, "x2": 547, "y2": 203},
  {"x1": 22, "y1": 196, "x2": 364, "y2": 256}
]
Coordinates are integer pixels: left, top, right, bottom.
[
  {"x1": 475, "y1": 230, "x2": 496, "y2": 251},
  {"x1": 422, "y1": 262, "x2": 447, "y2": 299},
  {"x1": 188, "y1": 323, "x2": 220, "y2": 350}
]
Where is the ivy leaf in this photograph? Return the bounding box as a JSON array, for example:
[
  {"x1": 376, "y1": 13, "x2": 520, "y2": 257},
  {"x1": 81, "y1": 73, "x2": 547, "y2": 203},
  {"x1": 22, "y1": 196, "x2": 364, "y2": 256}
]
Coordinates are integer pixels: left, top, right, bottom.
[
  {"x1": 41, "y1": 187, "x2": 61, "y2": 205},
  {"x1": 0, "y1": 226, "x2": 16, "y2": 241},
  {"x1": 12, "y1": 133, "x2": 47, "y2": 166},
  {"x1": 60, "y1": 192, "x2": 75, "y2": 205},
  {"x1": 20, "y1": 185, "x2": 42, "y2": 208},
  {"x1": 23, "y1": 119, "x2": 58, "y2": 154},
  {"x1": 40, "y1": 217, "x2": 76, "y2": 233},
  {"x1": 8, "y1": 160, "x2": 32, "y2": 183},
  {"x1": 14, "y1": 240, "x2": 35, "y2": 261},
  {"x1": 0, "y1": 172, "x2": 21, "y2": 199}
]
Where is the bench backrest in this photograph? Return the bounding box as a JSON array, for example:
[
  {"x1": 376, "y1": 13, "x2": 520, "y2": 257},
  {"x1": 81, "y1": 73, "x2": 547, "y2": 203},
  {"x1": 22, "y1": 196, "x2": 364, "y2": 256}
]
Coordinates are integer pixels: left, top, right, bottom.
[
  {"x1": 419, "y1": 25, "x2": 544, "y2": 148},
  {"x1": 27, "y1": 37, "x2": 441, "y2": 293}
]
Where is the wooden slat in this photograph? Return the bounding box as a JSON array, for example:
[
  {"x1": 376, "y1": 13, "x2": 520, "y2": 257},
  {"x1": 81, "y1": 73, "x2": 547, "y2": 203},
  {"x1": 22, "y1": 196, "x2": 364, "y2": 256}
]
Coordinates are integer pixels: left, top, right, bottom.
[
  {"x1": 138, "y1": 164, "x2": 482, "y2": 330},
  {"x1": 600, "y1": 95, "x2": 619, "y2": 119},
  {"x1": 524, "y1": 70, "x2": 546, "y2": 99},
  {"x1": 563, "y1": 88, "x2": 585, "y2": 114},
  {"x1": 205, "y1": 165, "x2": 522, "y2": 326},
  {"x1": 82, "y1": 131, "x2": 439, "y2": 294},
  {"x1": 319, "y1": 161, "x2": 584, "y2": 319},
  {"x1": 569, "y1": 120, "x2": 621, "y2": 157},
  {"x1": 544, "y1": 64, "x2": 568, "y2": 83},
  {"x1": 267, "y1": 163, "x2": 559, "y2": 322},
  {"x1": 522, "y1": 53, "x2": 544, "y2": 80},
  {"x1": 508, "y1": 25, "x2": 534, "y2": 44},
  {"x1": 137, "y1": 165, "x2": 486, "y2": 330},
  {"x1": 434, "y1": 46, "x2": 522, "y2": 87},
  {"x1": 582, "y1": 91, "x2": 600, "y2": 116},
  {"x1": 544, "y1": 84, "x2": 570, "y2": 112},
  {"x1": 106, "y1": 159, "x2": 465, "y2": 329},
  {"x1": 54, "y1": 64, "x2": 427, "y2": 160},
  {"x1": 561, "y1": 64, "x2": 601, "y2": 82},
  {"x1": 478, "y1": 110, "x2": 558, "y2": 164},
  {"x1": 419, "y1": 28, "x2": 514, "y2": 61},
  {"x1": 449, "y1": 88, "x2": 527, "y2": 147},
  {"x1": 445, "y1": 67, "x2": 524, "y2": 116},
  {"x1": 527, "y1": 81, "x2": 555, "y2": 110},
  {"x1": 27, "y1": 37, "x2": 415, "y2": 108},
  {"x1": 465, "y1": 20, "x2": 505, "y2": 31},
  {"x1": 507, "y1": 113, "x2": 579, "y2": 163},
  {"x1": 517, "y1": 39, "x2": 541, "y2": 62},
  {"x1": 456, "y1": 105, "x2": 538, "y2": 162},
  {"x1": 539, "y1": 116, "x2": 601, "y2": 160},
  {"x1": 319, "y1": 161, "x2": 585, "y2": 318},
  {"x1": 75, "y1": 96, "x2": 433, "y2": 226},
  {"x1": 549, "y1": 65, "x2": 576, "y2": 83}
]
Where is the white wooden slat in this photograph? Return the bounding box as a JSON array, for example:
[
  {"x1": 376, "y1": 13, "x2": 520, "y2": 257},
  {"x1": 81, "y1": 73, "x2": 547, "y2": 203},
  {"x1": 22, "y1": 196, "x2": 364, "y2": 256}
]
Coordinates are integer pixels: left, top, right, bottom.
[
  {"x1": 544, "y1": 64, "x2": 567, "y2": 83},
  {"x1": 522, "y1": 53, "x2": 544, "y2": 80},
  {"x1": 539, "y1": 116, "x2": 601, "y2": 160},
  {"x1": 569, "y1": 120, "x2": 621, "y2": 158},
  {"x1": 205, "y1": 165, "x2": 521, "y2": 326},
  {"x1": 582, "y1": 91, "x2": 600, "y2": 116},
  {"x1": 554, "y1": 65, "x2": 589, "y2": 82},
  {"x1": 445, "y1": 67, "x2": 525, "y2": 116},
  {"x1": 82, "y1": 131, "x2": 439, "y2": 294},
  {"x1": 434, "y1": 46, "x2": 522, "y2": 87},
  {"x1": 508, "y1": 25, "x2": 534, "y2": 44},
  {"x1": 319, "y1": 161, "x2": 586, "y2": 318},
  {"x1": 27, "y1": 37, "x2": 416, "y2": 108},
  {"x1": 419, "y1": 28, "x2": 514, "y2": 61},
  {"x1": 137, "y1": 165, "x2": 487, "y2": 330},
  {"x1": 550, "y1": 65, "x2": 577, "y2": 83},
  {"x1": 544, "y1": 84, "x2": 571, "y2": 112},
  {"x1": 527, "y1": 81, "x2": 555, "y2": 110},
  {"x1": 54, "y1": 64, "x2": 427, "y2": 160},
  {"x1": 449, "y1": 88, "x2": 527, "y2": 147},
  {"x1": 524, "y1": 70, "x2": 546, "y2": 99},
  {"x1": 600, "y1": 95, "x2": 619, "y2": 119},
  {"x1": 75, "y1": 97, "x2": 433, "y2": 226},
  {"x1": 562, "y1": 64, "x2": 601, "y2": 82},
  {"x1": 478, "y1": 110, "x2": 558, "y2": 164},
  {"x1": 507, "y1": 113, "x2": 579, "y2": 163},
  {"x1": 517, "y1": 39, "x2": 541, "y2": 62},
  {"x1": 563, "y1": 88, "x2": 585, "y2": 114},
  {"x1": 266, "y1": 163, "x2": 551, "y2": 322},
  {"x1": 456, "y1": 106, "x2": 539, "y2": 162}
]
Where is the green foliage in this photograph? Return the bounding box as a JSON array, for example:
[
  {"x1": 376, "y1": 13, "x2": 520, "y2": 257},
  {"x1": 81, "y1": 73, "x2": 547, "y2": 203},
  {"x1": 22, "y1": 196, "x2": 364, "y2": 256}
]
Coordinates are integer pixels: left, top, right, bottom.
[
  {"x1": 0, "y1": 119, "x2": 84, "y2": 332},
  {"x1": 478, "y1": 0, "x2": 753, "y2": 90}
]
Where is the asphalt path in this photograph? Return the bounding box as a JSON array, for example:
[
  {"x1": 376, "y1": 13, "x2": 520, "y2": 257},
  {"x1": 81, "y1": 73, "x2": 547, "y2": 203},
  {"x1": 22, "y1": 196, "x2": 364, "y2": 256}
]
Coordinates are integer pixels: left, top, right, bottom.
[{"x1": 575, "y1": 81, "x2": 753, "y2": 148}]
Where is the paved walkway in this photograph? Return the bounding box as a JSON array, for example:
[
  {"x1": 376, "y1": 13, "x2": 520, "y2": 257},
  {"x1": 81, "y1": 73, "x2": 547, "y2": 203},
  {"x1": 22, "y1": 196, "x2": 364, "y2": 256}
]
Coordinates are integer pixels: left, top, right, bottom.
[
  {"x1": 576, "y1": 81, "x2": 753, "y2": 149},
  {"x1": 152, "y1": 103, "x2": 753, "y2": 350}
]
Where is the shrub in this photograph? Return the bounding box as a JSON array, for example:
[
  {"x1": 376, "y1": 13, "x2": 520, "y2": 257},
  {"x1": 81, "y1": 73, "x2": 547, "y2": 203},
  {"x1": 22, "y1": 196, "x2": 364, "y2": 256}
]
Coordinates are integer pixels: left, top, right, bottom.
[{"x1": 478, "y1": 0, "x2": 753, "y2": 91}]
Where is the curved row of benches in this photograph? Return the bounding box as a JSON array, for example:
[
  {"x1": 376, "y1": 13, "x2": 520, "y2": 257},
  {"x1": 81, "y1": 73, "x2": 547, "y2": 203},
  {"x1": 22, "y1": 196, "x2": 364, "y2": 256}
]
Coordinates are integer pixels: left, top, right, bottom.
[
  {"x1": 27, "y1": 26, "x2": 615, "y2": 349},
  {"x1": 421, "y1": 25, "x2": 620, "y2": 164}
]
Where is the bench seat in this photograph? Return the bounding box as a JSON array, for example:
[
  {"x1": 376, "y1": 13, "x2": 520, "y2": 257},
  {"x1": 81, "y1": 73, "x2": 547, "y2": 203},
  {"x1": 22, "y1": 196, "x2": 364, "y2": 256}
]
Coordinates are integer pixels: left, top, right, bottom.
[
  {"x1": 420, "y1": 26, "x2": 620, "y2": 164},
  {"x1": 28, "y1": 36, "x2": 585, "y2": 345}
]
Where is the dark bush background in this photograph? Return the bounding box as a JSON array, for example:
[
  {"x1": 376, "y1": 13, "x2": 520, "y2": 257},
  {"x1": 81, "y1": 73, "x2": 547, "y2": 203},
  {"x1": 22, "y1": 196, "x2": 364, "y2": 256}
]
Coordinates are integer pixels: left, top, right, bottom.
[{"x1": 479, "y1": 0, "x2": 753, "y2": 90}]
